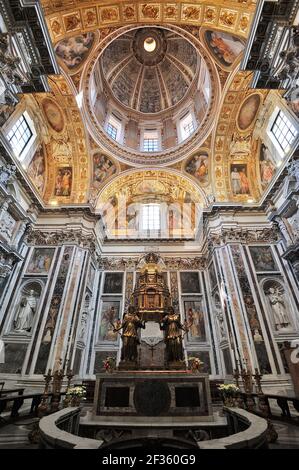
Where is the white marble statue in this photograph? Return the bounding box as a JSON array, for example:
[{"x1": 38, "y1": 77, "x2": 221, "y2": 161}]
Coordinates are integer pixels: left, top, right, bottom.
[
  {"x1": 267, "y1": 286, "x2": 290, "y2": 330},
  {"x1": 13, "y1": 289, "x2": 36, "y2": 333},
  {"x1": 79, "y1": 311, "x2": 88, "y2": 340}
]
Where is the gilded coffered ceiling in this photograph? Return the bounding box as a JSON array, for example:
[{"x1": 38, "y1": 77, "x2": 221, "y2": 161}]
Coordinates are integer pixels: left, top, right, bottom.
[{"x1": 16, "y1": 0, "x2": 287, "y2": 209}]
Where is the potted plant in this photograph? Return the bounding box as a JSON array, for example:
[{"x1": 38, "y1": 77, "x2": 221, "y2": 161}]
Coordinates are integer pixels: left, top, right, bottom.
[
  {"x1": 188, "y1": 356, "x2": 204, "y2": 373},
  {"x1": 66, "y1": 385, "x2": 86, "y2": 407},
  {"x1": 217, "y1": 383, "x2": 240, "y2": 407},
  {"x1": 103, "y1": 356, "x2": 116, "y2": 373}
]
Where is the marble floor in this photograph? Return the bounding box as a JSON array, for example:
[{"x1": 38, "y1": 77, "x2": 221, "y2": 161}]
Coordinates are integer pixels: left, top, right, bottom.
[
  {"x1": 269, "y1": 422, "x2": 299, "y2": 449},
  {"x1": 0, "y1": 419, "x2": 38, "y2": 449}
]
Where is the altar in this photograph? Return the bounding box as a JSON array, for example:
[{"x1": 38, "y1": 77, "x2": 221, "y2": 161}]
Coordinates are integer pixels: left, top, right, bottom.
[
  {"x1": 91, "y1": 253, "x2": 214, "y2": 426},
  {"x1": 93, "y1": 371, "x2": 214, "y2": 422}
]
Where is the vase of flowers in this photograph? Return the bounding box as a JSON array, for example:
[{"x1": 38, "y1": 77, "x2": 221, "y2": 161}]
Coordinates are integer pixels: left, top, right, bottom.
[
  {"x1": 103, "y1": 356, "x2": 116, "y2": 373},
  {"x1": 188, "y1": 356, "x2": 204, "y2": 373},
  {"x1": 217, "y1": 384, "x2": 240, "y2": 407},
  {"x1": 66, "y1": 385, "x2": 86, "y2": 407}
]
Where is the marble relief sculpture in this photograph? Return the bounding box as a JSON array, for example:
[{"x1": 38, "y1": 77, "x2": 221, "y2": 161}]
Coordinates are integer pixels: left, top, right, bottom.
[{"x1": 13, "y1": 289, "x2": 36, "y2": 333}]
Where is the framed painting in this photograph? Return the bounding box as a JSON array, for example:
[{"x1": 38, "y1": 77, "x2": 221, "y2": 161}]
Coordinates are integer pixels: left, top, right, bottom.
[
  {"x1": 41, "y1": 98, "x2": 64, "y2": 133},
  {"x1": 98, "y1": 300, "x2": 121, "y2": 342},
  {"x1": 27, "y1": 145, "x2": 46, "y2": 196},
  {"x1": 180, "y1": 272, "x2": 201, "y2": 294},
  {"x1": 249, "y1": 246, "x2": 278, "y2": 272},
  {"x1": 183, "y1": 299, "x2": 206, "y2": 342},
  {"x1": 187, "y1": 351, "x2": 211, "y2": 374},
  {"x1": 230, "y1": 164, "x2": 250, "y2": 195},
  {"x1": 26, "y1": 248, "x2": 55, "y2": 274},
  {"x1": 103, "y1": 272, "x2": 124, "y2": 294},
  {"x1": 54, "y1": 167, "x2": 72, "y2": 197},
  {"x1": 237, "y1": 93, "x2": 261, "y2": 131},
  {"x1": 260, "y1": 143, "x2": 276, "y2": 189}
]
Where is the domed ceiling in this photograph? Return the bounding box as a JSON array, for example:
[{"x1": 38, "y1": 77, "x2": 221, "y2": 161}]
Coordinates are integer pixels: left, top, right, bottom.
[{"x1": 100, "y1": 28, "x2": 199, "y2": 114}]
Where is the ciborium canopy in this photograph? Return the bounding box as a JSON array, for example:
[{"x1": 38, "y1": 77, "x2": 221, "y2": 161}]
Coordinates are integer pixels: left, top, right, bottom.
[{"x1": 132, "y1": 252, "x2": 171, "y2": 322}]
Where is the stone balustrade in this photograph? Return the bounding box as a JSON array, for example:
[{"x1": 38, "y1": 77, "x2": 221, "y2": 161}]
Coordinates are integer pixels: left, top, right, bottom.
[{"x1": 38, "y1": 406, "x2": 268, "y2": 450}]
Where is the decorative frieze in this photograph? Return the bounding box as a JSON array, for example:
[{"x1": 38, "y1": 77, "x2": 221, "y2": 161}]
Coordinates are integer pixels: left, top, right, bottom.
[
  {"x1": 208, "y1": 226, "x2": 280, "y2": 249},
  {"x1": 25, "y1": 228, "x2": 97, "y2": 252},
  {"x1": 0, "y1": 246, "x2": 22, "y2": 278},
  {"x1": 97, "y1": 254, "x2": 207, "y2": 271}
]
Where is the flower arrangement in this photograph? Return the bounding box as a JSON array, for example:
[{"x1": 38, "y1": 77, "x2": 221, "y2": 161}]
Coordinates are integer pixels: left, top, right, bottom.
[
  {"x1": 217, "y1": 384, "x2": 240, "y2": 396},
  {"x1": 65, "y1": 385, "x2": 86, "y2": 407},
  {"x1": 188, "y1": 356, "x2": 204, "y2": 371},
  {"x1": 217, "y1": 384, "x2": 240, "y2": 407},
  {"x1": 66, "y1": 385, "x2": 86, "y2": 398},
  {"x1": 103, "y1": 356, "x2": 116, "y2": 372}
]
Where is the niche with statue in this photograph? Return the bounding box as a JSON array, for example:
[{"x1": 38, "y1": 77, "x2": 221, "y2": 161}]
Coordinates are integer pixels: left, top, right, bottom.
[
  {"x1": 262, "y1": 279, "x2": 294, "y2": 333},
  {"x1": 9, "y1": 281, "x2": 42, "y2": 335}
]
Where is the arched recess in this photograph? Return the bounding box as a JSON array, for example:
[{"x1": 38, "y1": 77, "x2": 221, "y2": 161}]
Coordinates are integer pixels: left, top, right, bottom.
[
  {"x1": 94, "y1": 167, "x2": 208, "y2": 239},
  {"x1": 260, "y1": 277, "x2": 296, "y2": 334},
  {"x1": 5, "y1": 279, "x2": 44, "y2": 336}
]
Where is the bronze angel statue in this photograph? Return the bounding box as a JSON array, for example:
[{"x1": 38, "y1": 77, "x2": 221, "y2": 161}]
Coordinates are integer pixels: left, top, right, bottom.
[
  {"x1": 160, "y1": 306, "x2": 187, "y2": 363},
  {"x1": 113, "y1": 306, "x2": 145, "y2": 362}
]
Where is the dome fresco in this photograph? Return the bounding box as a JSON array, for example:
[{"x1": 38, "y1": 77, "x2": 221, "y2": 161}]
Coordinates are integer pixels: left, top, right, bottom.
[{"x1": 100, "y1": 27, "x2": 199, "y2": 114}]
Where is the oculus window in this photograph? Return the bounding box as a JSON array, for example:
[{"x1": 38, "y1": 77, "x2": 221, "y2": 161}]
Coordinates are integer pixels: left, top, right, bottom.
[
  {"x1": 271, "y1": 110, "x2": 297, "y2": 153},
  {"x1": 7, "y1": 114, "x2": 33, "y2": 157},
  {"x1": 142, "y1": 204, "x2": 160, "y2": 230}
]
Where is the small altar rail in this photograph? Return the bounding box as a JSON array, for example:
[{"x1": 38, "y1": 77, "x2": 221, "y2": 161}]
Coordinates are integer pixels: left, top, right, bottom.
[
  {"x1": 198, "y1": 407, "x2": 268, "y2": 449},
  {"x1": 240, "y1": 392, "x2": 299, "y2": 425},
  {"x1": 38, "y1": 406, "x2": 268, "y2": 449},
  {"x1": 39, "y1": 408, "x2": 103, "y2": 449}
]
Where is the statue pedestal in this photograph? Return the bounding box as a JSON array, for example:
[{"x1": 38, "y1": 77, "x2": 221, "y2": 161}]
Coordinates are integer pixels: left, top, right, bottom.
[{"x1": 93, "y1": 370, "x2": 213, "y2": 421}]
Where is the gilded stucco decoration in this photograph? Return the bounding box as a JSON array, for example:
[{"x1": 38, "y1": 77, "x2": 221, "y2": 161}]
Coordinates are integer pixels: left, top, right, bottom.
[
  {"x1": 81, "y1": 23, "x2": 222, "y2": 166},
  {"x1": 32, "y1": 75, "x2": 90, "y2": 204},
  {"x1": 94, "y1": 168, "x2": 207, "y2": 238},
  {"x1": 42, "y1": 1, "x2": 255, "y2": 42},
  {"x1": 18, "y1": 0, "x2": 286, "y2": 207},
  {"x1": 212, "y1": 70, "x2": 269, "y2": 202}
]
